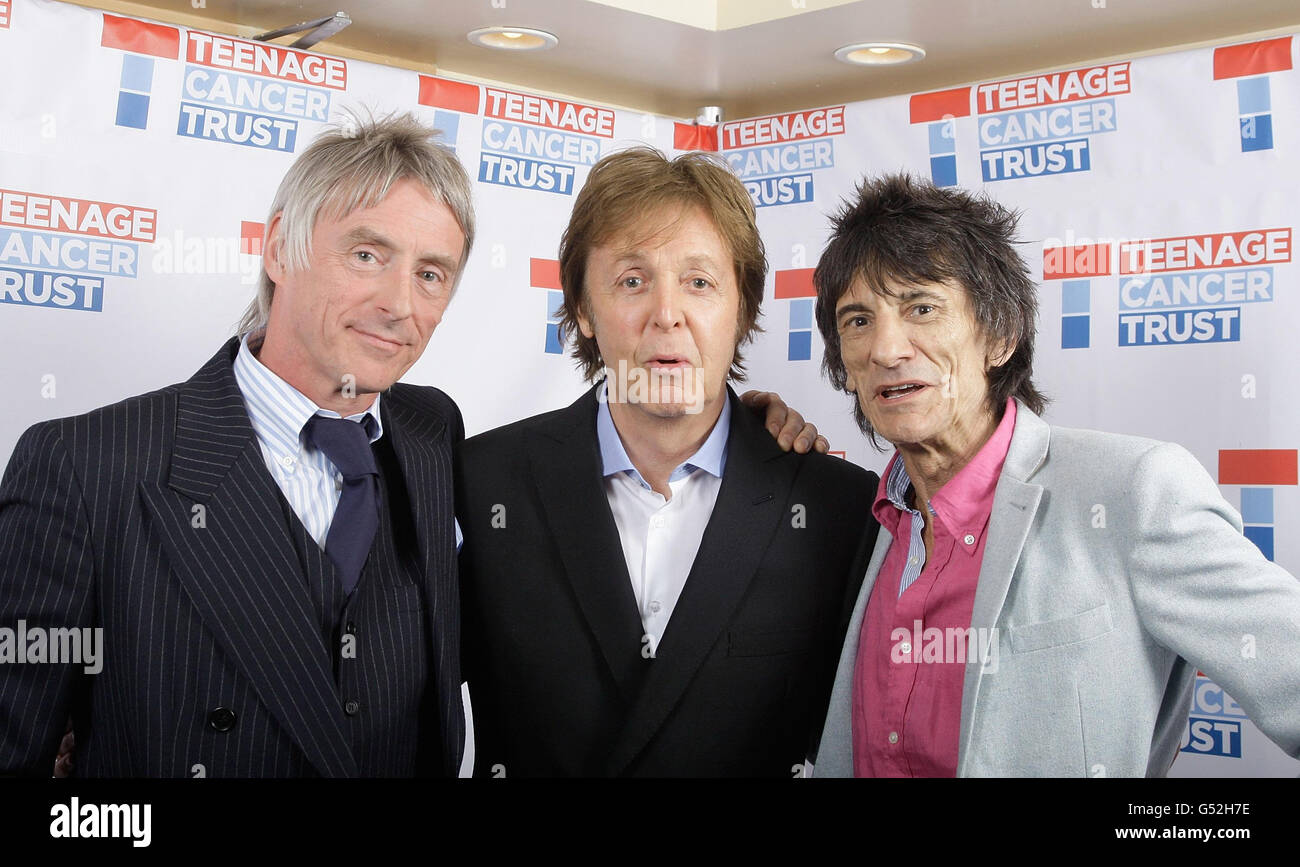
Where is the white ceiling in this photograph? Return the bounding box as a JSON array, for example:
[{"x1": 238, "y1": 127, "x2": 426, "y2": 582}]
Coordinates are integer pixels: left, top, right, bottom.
[{"x1": 76, "y1": 0, "x2": 1300, "y2": 119}]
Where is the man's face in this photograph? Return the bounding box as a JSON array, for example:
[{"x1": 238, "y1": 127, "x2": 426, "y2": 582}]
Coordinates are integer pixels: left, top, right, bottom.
[
  {"x1": 578, "y1": 205, "x2": 740, "y2": 422},
  {"x1": 260, "y1": 177, "x2": 466, "y2": 406},
  {"x1": 834, "y1": 277, "x2": 1008, "y2": 459}
]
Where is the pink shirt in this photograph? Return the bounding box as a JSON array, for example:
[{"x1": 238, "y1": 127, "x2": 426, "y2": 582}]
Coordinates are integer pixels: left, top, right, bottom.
[{"x1": 852, "y1": 399, "x2": 1017, "y2": 777}]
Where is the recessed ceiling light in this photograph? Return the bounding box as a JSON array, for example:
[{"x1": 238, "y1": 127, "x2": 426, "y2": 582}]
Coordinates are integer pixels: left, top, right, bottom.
[
  {"x1": 468, "y1": 26, "x2": 558, "y2": 51},
  {"x1": 834, "y1": 42, "x2": 925, "y2": 66}
]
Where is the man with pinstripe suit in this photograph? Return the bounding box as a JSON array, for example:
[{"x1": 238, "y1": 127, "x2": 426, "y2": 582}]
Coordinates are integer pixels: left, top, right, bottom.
[{"x1": 0, "y1": 113, "x2": 474, "y2": 777}]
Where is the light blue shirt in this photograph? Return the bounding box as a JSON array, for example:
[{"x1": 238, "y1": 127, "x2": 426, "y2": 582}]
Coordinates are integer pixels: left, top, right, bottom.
[
  {"x1": 595, "y1": 384, "x2": 731, "y2": 484},
  {"x1": 594, "y1": 384, "x2": 731, "y2": 641},
  {"x1": 881, "y1": 456, "x2": 934, "y2": 598},
  {"x1": 232, "y1": 333, "x2": 382, "y2": 549}
]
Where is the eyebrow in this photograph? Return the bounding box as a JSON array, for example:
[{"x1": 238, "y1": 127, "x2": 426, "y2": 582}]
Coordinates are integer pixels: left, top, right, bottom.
[
  {"x1": 608, "y1": 250, "x2": 726, "y2": 273},
  {"x1": 340, "y1": 227, "x2": 460, "y2": 272},
  {"x1": 836, "y1": 286, "x2": 946, "y2": 315}
]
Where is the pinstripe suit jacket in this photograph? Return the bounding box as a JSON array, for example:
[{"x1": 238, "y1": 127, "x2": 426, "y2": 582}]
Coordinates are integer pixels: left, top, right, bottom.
[{"x1": 0, "y1": 338, "x2": 464, "y2": 777}]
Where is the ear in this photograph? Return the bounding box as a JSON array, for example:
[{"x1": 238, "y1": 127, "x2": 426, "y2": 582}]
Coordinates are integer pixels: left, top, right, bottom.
[
  {"x1": 987, "y1": 336, "x2": 1016, "y2": 369},
  {"x1": 262, "y1": 213, "x2": 287, "y2": 284},
  {"x1": 577, "y1": 306, "x2": 595, "y2": 339}
]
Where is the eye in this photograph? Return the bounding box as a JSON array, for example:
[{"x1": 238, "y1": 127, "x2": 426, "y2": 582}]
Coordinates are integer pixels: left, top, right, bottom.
[
  {"x1": 912, "y1": 304, "x2": 935, "y2": 316},
  {"x1": 620, "y1": 276, "x2": 644, "y2": 289},
  {"x1": 419, "y1": 269, "x2": 442, "y2": 283},
  {"x1": 841, "y1": 314, "x2": 870, "y2": 330},
  {"x1": 690, "y1": 277, "x2": 712, "y2": 290},
  {"x1": 354, "y1": 250, "x2": 377, "y2": 264}
]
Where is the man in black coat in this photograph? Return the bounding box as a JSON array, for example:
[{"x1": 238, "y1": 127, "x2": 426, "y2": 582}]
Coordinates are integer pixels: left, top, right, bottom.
[
  {"x1": 0, "y1": 113, "x2": 473, "y2": 777},
  {"x1": 458, "y1": 147, "x2": 880, "y2": 777}
]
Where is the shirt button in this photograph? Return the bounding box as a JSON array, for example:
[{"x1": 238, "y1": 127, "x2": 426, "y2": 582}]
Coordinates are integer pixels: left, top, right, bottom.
[
  {"x1": 887, "y1": 731, "x2": 899, "y2": 745},
  {"x1": 279, "y1": 455, "x2": 295, "y2": 470},
  {"x1": 344, "y1": 699, "x2": 360, "y2": 716},
  {"x1": 899, "y1": 642, "x2": 911, "y2": 655},
  {"x1": 963, "y1": 534, "x2": 976, "y2": 546},
  {"x1": 651, "y1": 515, "x2": 666, "y2": 529},
  {"x1": 649, "y1": 601, "x2": 662, "y2": 614},
  {"x1": 908, "y1": 557, "x2": 918, "y2": 566}
]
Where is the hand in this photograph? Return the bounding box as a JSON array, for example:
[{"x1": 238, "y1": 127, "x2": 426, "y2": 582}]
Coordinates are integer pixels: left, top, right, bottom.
[
  {"x1": 739, "y1": 390, "x2": 829, "y2": 454},
  {"x1": 53, "y1": 717, "x2": 75, "y2": 778}
]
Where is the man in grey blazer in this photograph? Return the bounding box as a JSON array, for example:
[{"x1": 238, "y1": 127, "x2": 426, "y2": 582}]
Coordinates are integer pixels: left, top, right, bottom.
[{"x1": 810, "y1": 173, "x2": 1300, "y2": 777}]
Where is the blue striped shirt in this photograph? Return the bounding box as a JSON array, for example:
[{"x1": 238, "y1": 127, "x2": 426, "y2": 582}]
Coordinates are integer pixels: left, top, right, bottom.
[
  {"x1": 232, "y1": 333, "x2": 382, "y2": 549},
  {"x1": 882, "y1": 455, "x2": 934, "y2": 598}
]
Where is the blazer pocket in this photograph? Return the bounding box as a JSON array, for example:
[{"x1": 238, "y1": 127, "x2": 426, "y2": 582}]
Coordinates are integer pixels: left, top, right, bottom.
[
  {"x1": 1007, "y1": 603, "x2": 1112, "y2": 653},
  {"x1": 727, "y1": 628, "x2": 813, "y2": 658}
]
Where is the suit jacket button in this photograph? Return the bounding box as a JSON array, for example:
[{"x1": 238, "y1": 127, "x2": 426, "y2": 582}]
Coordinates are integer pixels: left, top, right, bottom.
[
  {"x1": 208, "y1": 707, "x2": 237, "y2": 732},
  {"x1": 344, "y1": 699, "x2": 360, "y2": 716}
]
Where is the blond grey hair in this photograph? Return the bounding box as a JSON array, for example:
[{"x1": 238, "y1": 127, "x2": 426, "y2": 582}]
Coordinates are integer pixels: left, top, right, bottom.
[{"x1": 237, "y1": 109, "x2": 475, "y2": 335}]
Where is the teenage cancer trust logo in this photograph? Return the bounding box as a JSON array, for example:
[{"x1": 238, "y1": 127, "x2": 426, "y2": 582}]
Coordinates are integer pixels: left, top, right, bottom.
[
  {"x1": 1043, "y1": 227, "x2": 1291, "y2": 348},
  {"x1": 478, "y1": 88, "x2": 613, "y2": 196},
  {"x1": 977, "y1": 63, "x2": 1128, "y2": 182},
  {"x1": 99, "y1": 13, "x2": 346, "y2": 152},
  {"x1": 720, "y1": 107, "x2": 846, "y2": 207},
  {"x1": 1117, "y1": 228, "x2": 1289, "y2": 346},
  {"x1": 177, "y1": 31, "x2": 345, "y2": 152},
  {"x1": 0, "y1": 188, "x2": 154, "y2": 312},
  {"x1": 908, "y1": 63, "x2": 1128, "y2": 187}
]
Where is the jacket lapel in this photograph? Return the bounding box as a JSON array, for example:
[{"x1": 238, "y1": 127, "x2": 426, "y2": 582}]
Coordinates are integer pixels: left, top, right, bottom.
[
  {"x1": 814, "y1": 527, "x2": 892, "y2": 776},
  {"x1": 380, "y1": 390, "x2": 464, "y2": 775},
  {"x1": 138, "y1": 338, "x2": 358, "y2": 778},
  {"x1": 605, "y1": 387, "x2": 794, "y2": 775},
  {"x1": 527, "y1": 386, "x2": 648, "y2": 705},
  {"x1": 956, "y1": 401, "x2": 1048, "y2": 775}
]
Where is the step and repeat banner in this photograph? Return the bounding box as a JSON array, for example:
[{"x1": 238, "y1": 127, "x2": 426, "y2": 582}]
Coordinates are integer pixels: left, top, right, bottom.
[{"x1": 1, "y1": 0, "x2": 1296, "y2": 776}]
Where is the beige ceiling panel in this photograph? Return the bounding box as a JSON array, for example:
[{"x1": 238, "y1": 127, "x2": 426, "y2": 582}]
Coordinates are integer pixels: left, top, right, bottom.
[{"x1": 585, "y1": 0, "x2": 864, "y2": 30}]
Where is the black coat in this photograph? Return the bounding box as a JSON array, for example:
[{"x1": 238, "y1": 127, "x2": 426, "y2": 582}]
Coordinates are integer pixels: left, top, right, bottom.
[
  {"x1": 0, "y1": 338, "x2": 465, "y2": 777},
  {"x1": 458, "y1": 385, "x2": 879, "y2": 777}
]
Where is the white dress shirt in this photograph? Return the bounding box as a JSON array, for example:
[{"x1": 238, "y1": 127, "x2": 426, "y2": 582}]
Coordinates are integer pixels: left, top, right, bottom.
[
  {"x1": 232, "y1": 333, "x2": 381, "y2": 549},
  {"x1": 596, "y1": 386, "x2": 731, "y2": 652}
]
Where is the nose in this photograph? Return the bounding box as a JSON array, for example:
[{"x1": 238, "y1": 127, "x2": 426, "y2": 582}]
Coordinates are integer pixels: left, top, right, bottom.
[
  {"x1": 869, "y1": 309, "x2": 913, "y2": 368},
  {"x1": 649, "y1": 279, "x2": 682, "y2": 331},
  {"x1": 374, "y1": 263, "x2": 414, "y2": 322}
]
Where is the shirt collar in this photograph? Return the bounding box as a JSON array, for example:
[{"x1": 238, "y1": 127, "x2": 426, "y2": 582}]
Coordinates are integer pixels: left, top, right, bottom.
[
  {"x1": 232, "y1": 332, "x2": 383, "y2": 452},
  {"x1": 871, "y1": 398, "x2": 1017, "y2": 538},
  {"x1": 595, "y1": 380, "x2": 730, "y2": 490}
]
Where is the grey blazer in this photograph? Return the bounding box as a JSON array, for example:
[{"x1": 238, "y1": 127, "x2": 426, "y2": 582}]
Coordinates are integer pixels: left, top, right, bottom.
[{"x1": 814, "y1": 401, "x2": 1300, "y2": 777}]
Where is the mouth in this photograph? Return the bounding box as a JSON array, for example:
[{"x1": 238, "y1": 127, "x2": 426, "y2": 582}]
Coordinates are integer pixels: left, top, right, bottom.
[
  {"x1": 351, "y1": 326, "x2": 406, "y2": 352},
  {"x1": 875, "y1": 382, "x2": 927, "y2": 401},
  {"x1": 644, "y1": 355, "x2": 691, "y2": 369}
]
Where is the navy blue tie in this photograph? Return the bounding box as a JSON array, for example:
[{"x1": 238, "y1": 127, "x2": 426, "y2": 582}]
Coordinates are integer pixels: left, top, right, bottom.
[{"x1": 303, "y1": 414, "x2": 379, "y2": 595}]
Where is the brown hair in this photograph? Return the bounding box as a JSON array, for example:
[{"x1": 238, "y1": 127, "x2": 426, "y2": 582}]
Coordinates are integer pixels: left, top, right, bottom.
[
  {"x1": 557, "y1": 146, "x2": 766, "y2": 381},
  {"x1": 814, "y1": 173, "x2": 1047, "y2": 442}
]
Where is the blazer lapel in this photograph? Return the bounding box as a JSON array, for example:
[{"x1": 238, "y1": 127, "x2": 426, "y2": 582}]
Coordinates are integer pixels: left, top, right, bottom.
[
  {"x1": 605, "y1": 388, "x2": 794, "y2": 775},
  {"x1": 138, "y1": 339, "x2": 358, "y2": 778},
  {"x1": 956, "y1": 402, "x2": 1048, "y2": 775},
  {"x1": 527, "y1": 386, "x2": 647, "y2": 706},
  {"x1": 814, "y1": 524, "x2": 891, "y2": 776},
  {"x1": 380, "y1": 391, "x2": 464, "y2": 775}
]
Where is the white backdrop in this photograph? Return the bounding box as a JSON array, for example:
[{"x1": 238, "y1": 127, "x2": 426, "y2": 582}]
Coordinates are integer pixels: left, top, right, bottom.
[{"x1": 1, "y1": 0, "x2": 1296, "y2": 776}]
